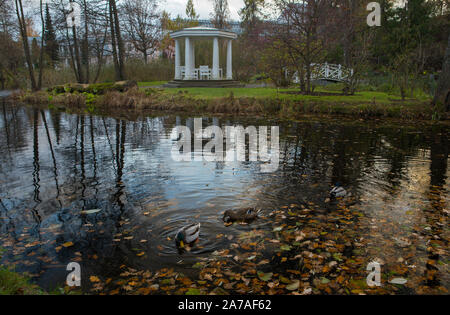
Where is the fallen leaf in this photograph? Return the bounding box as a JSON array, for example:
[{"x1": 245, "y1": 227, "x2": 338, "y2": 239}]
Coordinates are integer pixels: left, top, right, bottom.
[{"x1": 286, "y1": 280, "x2": 300, "y2": 291}]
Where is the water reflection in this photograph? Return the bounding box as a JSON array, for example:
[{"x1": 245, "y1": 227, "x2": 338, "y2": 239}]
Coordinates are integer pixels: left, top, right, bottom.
[{"x1": 0, "y1": 103, "x2": 448, "y2": 292}]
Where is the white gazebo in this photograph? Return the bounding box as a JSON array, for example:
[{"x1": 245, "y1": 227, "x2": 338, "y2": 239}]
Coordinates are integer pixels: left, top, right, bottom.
[{"x1": 168, "y1": 26, "x2": 238, "y2": 86}]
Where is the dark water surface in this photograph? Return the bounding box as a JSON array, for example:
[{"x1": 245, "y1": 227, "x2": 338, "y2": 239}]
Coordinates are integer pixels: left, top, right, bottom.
[{"x1": 0, "y1": 101, "x2": 448, "y2": 293}]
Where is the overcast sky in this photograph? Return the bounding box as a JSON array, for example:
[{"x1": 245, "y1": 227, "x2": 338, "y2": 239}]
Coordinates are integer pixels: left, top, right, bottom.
[
  {"x1": 31, "y1": 0, "x2": 245, "y2": 21},
  {"x1": 163, "y1": 0, "x2": 245, "y2": 20}
]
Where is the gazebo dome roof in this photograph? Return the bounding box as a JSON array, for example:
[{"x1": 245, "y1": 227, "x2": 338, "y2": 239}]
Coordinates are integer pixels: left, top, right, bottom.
[{"x1": 170, "y1": 26, "x2": 237, "y2": 40}]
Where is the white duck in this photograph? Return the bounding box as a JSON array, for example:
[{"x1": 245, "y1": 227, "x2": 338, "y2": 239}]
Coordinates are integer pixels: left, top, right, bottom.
[{"x1": 330, "y1": 182, "x2": 348, "y2": 199}]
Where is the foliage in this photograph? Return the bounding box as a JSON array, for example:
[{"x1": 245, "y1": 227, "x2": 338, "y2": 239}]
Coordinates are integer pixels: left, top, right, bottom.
[
  {"x1": 185, "y1": 0, "x2": 199, "y2": 21},
  {"x1": 260, "y1": 39, "x2": 291, "y2": 87},
  {"x1": 0, "y1": 248, "x2": 45, "y2": 295}
]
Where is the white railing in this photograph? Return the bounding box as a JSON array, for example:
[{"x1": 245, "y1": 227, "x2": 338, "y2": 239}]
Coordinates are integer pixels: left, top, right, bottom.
[{"x1": 290, "y1": 63, "x2": 354, "y2": 83}]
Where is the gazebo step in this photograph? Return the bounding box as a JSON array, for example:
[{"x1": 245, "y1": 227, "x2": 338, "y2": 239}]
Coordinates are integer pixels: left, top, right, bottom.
[{"x1": 164, "y1": 80, "x2": 243, "y2": 88}]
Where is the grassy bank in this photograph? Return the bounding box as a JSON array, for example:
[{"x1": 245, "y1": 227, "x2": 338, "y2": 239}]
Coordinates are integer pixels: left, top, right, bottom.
[
  {"x1": 15, "y1": 83, "x2": 444, "y2": 120},
  {"x1": 0, "y1": 267, "x2": 46, "y2": 295},
  {"x1": 0, "y1": 248, "x2": 45, "y2": 295}
]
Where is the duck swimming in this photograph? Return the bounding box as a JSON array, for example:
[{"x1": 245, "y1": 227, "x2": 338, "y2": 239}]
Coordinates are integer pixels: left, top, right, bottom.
[
  {"x1": 223, "y1": 208, "x2": 261, "y2": 224},
  {"x1": 330, "y1": 182, "x2": 348, "y2": 199},
  {"x1": 175, "y1": 223, "x2": 201, "y2": 249}
]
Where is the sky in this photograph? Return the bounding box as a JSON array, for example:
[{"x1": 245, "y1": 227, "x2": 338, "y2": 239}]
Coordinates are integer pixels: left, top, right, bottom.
[
  {"x1": 160, "y1": 0, "x2": 244, "y2": 21},
  {"x1": 31, "y1": 0, "x2": 246, "y2": 21}
]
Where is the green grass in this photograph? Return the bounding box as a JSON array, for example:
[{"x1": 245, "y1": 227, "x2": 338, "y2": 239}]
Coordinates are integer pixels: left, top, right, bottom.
[
  {"x1": 157, "y1": 87, "x2": 414, "y2": 104},
  {"x1": 138, "y1": 82, "x2": 433, "y2": 105},
  {"x1": 138, "y1": 81, "x2": 168, "y2": 87},
  {"x1": 0, "y1": 267, "x2": 46, "y2": 295}
]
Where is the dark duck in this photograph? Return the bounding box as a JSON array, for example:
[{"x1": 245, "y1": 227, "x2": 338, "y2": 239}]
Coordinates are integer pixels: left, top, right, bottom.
[{"x1": 223, "y1": 208, "x2": 261, "y2": 224}]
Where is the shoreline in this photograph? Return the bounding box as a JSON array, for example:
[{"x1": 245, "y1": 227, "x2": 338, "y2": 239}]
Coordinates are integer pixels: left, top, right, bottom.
[{"x1": 7, "y1": 88, "x2": 448, "y2": 122}]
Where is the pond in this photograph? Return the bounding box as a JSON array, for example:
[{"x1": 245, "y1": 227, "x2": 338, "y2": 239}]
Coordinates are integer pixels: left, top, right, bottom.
[{"x1": 0, "y1": 100, "x2": 448, "y2": 294}]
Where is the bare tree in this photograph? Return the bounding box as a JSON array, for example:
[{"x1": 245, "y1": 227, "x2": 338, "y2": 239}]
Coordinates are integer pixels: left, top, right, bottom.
[
  {"x1": 122, "y1": 0, "x2": 160, "y2": 64},
  {"x1": 336, "y1": 0, "x2": 374, "y2": 95},
  {"x1": 210, "y1": 0, "x2": 230, "y2": 29},
  {"x1": 274, "y1": 0, "x2": 336, "y2": 94},
  {"x1": 88, "y1": 1, "x2": 110, "y2": 83},
  {"x1": 0, "y1": 0, "x2": 15, "y2": 35},
  {"x1": 109, "y1": 0, "x2": 126, "y2": 80},
  {"x1": 15, "y1": 0, "x2": 38, "y2": 90}
]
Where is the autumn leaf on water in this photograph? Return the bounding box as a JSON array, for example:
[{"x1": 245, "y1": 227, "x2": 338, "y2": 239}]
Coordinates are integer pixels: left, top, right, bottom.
[
  {"x1": 280, "y1": 244, "x2": 292, "y2": 251},
  {"x1": 90, "y1": 276, "x2": 100, "y2": 283},
  {"x1": 185, "y1": 288, "x2": 201, "y2": 295},
  {"x1": 389, "y1": 278, "x2": 408, "y2": 285},
  {"x1": 257, "y1": 271, "x2": 273, "y2": 282},
  {"x1": 62, "y1": 241, "x2": 74, "y2": 248},
  {"x1": 81, "y1": 209, "x2": 101, "y2": 215},
  {"x1": 286, "y1": 280, "x2": 300, "y2": 291}
]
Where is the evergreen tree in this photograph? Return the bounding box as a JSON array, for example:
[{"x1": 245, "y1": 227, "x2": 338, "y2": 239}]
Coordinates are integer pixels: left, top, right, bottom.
[
  {"x1": 186, "y1": 0, "x2": 199, "y2": 21},
  {"x1": 239, "y1": 0, "x2": 263, "y2": 35},
  {"x1": 44, "y1": 4, "x2": 59, "y2": 65}
]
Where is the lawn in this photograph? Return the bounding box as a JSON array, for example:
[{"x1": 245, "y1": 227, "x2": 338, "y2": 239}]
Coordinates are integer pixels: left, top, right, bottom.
[
  {"x1": 138, "y1": 81, "x2": 430, "y2": 105},
  {"x1": 158, "y1": 87, "x2": 409, "y2": 104},
  {"x1": 138, "y1": 81, "x2": 168, "y2": 87}
]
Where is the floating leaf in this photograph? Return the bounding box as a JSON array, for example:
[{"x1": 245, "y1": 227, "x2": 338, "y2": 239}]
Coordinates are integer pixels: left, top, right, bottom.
[
  {"x1": 389, "y1": 278, "x2": 407, "y2": 285},
  {"x1": 89, "y1": 276, "x2": 100, "y2": 283},
  {"x1": 257, "y1": 271, "x2": 273, "y2": 282},
  {"x1": 192, "y1": 262, "x2": 203, "y2": 269},
  {"x1": 81, "y1": 209, "x2": 101, "y2": 215},
  {"x1": 185, "y1": 288, "x2": 201, "y2": 295},
  {"x1": 321, "y1": 277, "x2": 330, "y2": 284},
  {"x1": 62, "y1": 241, "x2": 74, "y2": 248},
  {"x1": 286, "y1": 280, "x2": 300, "y2": 291},
  {"x1": 280, "y1": 245, "x2": 292, "y2": 251}
]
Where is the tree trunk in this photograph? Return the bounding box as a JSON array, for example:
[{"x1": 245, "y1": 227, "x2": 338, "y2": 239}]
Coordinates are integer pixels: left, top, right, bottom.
[
  {"x1": 108, "y1": 0, "x2": 121, "y2": 81},
  {"x1": 70, "y1": 0, "x2": 83, "y2": 83},
  {"x1": 37, "y1": 0, "x2": 45, "y2": 90},
  {"x1": 109, "y1": 0, "x2": 126, "y2": 80},
  {"x1": 72, "y1": 25, "x2": 84, "y2": 83},
  {"x1": 143, "y1": 51, "x2": 148, "y2": 64},
  {"x1": 0, "y1": 67, "x2": 5, "y2": 90},
  {"x1": 433, "y1": 34, "x2": 450, "y2": 111},
  {"x1": 83, "y1": 0, "x2": 90, "y2": 83},
  {"x1": 15, "y1": 0, "x2": 37, "y2": 91}
]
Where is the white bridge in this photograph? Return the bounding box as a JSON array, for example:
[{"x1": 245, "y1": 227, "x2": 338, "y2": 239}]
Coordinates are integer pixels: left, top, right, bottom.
[{"x1": 291, "y1": 63, "x2": 354, "y2": 83}]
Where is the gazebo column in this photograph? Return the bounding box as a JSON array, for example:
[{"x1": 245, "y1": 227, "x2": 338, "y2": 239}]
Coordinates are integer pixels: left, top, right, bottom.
[
  {"x1": 226, "y1": 40, "x2": 232, "y2": 80},
  {"x1": 191, "y1": 41, "x2": 196, "y2": 79},
  {"x1": 175, "y1": 39, "x2": 181, "y2": 80},
  {"x1": 184, "y1": 37, "x2": 192, "y2": 80},
  {"x1": 212, "y1": 37, "x2": 220, "y2": 80}
]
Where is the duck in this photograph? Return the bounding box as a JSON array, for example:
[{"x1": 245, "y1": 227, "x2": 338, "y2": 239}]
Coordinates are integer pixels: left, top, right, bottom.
[
  {"x1": 175, "y1": 223, "x2": 201, "y2": 249},
  {"x1": 223, "y1": 208, "x2": 261, "y2": 224},
  {"x1": 329, "y1": 182, "x2": 348, "y2": 199}
]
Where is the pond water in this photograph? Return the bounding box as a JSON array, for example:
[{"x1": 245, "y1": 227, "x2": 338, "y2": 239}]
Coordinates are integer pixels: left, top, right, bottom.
[{"x1": 0, "y1": 100, "x2": 448, "y2": 294}]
